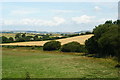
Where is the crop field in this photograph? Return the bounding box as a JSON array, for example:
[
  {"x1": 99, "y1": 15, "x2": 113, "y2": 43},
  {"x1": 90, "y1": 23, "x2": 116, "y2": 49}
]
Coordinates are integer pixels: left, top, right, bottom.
[
  {"x1": 2, "y1": 47, "x2": 118, "y2": 78},
  {"x1": 0, "y1": 33, "x2": 16, "y2": 38},
  {"x1": 0, "y1": 33, "x2": 35, "y2": 38},
  {"x1": 0, "y1": 34, "x2": 93, "y2": 46}
]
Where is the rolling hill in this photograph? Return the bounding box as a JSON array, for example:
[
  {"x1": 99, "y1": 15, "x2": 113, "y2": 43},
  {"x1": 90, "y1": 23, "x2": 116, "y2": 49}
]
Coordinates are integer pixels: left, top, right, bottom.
[{"x1": 0, "y1": 34, "x2": 93, "y2": 46}]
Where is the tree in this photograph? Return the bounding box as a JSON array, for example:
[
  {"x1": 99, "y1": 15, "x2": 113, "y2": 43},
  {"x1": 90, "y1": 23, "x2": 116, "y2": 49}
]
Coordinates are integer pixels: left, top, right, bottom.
[
  {"x1": 25, "y1": 36, "x2": 33, "y2": 41},
  {"x1": 93, "y1": 24, "x2": 109, "y2": 39},
  {"x1": 85, "y1": 20, "x2": 119, "y2": 59},
  {"x1": 98, "y1": 24, "x2": 119, "y2": 56},
  {"x1": 85, "y1": 36, "x2": 99, "y2": 54},
  {"x1": 61, "y1": 41, "x2": 85, "y2": 52},
  {"x1": 22, "y1": 33, "x2": 26, "y2": 38},
  {"x1": 42, "y1": 35, "x2": 50, "y2": 40},
  {"x1": 34, "y1": 35, "x2": 39, "y2": 41},
  {"x1": 2, "y1": 36, "x2": 8, "y2": 43},
  {"x1": 105, "y1": 20, "x2": 112, "y2": 24},
  {"x1": 15, "y1": 33, "x2": 22, "y2": 41},
  {"x1": 15, "y1": 33, "x2": 21, "y2": 39},
  {"x1": 8, "y1": 37, "x2": 14, "y2": 42},
  {"x1": 43, "y1": 41, "x2": 61, "y2": 51}
]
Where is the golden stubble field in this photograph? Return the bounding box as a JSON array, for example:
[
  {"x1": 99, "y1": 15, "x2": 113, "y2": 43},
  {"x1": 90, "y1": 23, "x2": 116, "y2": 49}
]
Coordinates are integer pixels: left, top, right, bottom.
[{"x1": 0, "y1": 34, "x2": 93, "y2": 46}]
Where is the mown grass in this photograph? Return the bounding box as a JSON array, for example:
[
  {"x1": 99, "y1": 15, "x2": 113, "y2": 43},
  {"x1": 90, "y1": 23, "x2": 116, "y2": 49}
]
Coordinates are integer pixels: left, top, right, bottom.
[{"x1": 2, "y1": 47, "x2": 119, "y2": 78}]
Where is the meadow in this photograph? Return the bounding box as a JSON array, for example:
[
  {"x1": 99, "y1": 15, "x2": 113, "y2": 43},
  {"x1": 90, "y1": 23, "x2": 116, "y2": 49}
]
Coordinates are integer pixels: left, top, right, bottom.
[{"x1": 2, "y1": 47, "x2": 118, "y2": 78}]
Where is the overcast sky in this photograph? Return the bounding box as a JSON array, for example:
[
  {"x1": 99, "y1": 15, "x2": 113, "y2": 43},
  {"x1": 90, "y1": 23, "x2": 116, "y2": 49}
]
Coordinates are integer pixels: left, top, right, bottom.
[{"x1": 1, "y1": 1, "x2": 118, "y2": 32}]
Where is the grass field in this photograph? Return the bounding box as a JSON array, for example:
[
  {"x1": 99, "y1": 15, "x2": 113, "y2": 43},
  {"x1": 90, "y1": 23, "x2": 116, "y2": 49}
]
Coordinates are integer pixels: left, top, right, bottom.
[
  {"x1": 0, "y1": 34, "x2": 93, "y2": 46},
  {"x1": 2, "y1": 47, "x2": 118, "y2": 78}
]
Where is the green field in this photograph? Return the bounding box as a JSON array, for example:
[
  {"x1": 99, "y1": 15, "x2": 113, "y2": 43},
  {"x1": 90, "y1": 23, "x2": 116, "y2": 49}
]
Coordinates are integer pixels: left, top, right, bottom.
[{"x1": 2, "y1": 47, "x2": 118, "y2": 78}]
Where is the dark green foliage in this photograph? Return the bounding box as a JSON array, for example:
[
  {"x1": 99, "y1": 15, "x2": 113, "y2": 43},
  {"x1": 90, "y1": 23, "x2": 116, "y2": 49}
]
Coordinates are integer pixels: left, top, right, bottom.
[
  {"x1": 2, "y1": 36, "x2": 8, "y2": 43},
  {"x1": 34, "y1": 35, "x2": 39, "y2": 41},
  {"x1": 16, "y1": 37, "x2": 25, "y2": 42},
  {"x1": 8, "y1": 37, "x2": 14, "y2": 42},
  {"x1": 61, "y1": 41, "x2": 86, "y2": 52},
  {"x1": 22, "y1": 33, "x2": 26, "y2": 38},
  {"x1": 43, "y1": 41, "x2": 61, "y2": 51},
  {"x1": 42, "y1": 35, "x2": 50, "y2": 40},
  {"x1": 93, "y1": 24, "x2": 109, "y2": 39},
  {"x1": 15, "y1": 33, "x2": 24, "y2": 42},
  {"x1": 1, "y1": 36, "x2": 14, "y2": 43},
  {"x1": 85, "y1": 20, "x2": 120, "y2": 61},
  {"x1": 85, "y1": 36, "x2": 99, "y2": 54},
  {"x1": 15, "y1": 33, "x2": 34, "y2": 42},
  {"x1": 67, "y1": 34, "x2": 80, "y2": 37},
  {"x1": 80, "y1": 32, "x2": 92, "y2": 35},
  {"x1": 25, "y1": 36, "x2": 33, "y2": 41},
  {"x1": 98, "y1": 25, "x2": 119, "y2": 56},
  {"x1": 3, "y1": 45, "x2": 17, "y2": 48},
  {"x1": 80, "y1": 33, "x2": 85, "y2": 35},
  {"x1": 85, "y1": 31, "x2": 92, "y2": 34},
  {"x1": 0, "y1": 37, "x2": 2, "y2": 43},
  {"x1": 15, "y1": 33, "x2": 22, "y2": 39},
  {"x1": 105, "y1": 20, "x2": 112, "y2": 24}
]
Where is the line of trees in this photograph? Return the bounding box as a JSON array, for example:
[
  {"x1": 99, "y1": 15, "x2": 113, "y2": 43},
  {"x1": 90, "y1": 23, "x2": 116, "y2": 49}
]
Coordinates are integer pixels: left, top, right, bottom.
[
  {"x1": 85, "y1": 20, "x2": 120, "y2": 63},
  {"x1": 1, "y1": 31, "x2": 92, "y2": 43},
  {"x1": 0, "y1": 33, "x2": 66, "y2": 43}
]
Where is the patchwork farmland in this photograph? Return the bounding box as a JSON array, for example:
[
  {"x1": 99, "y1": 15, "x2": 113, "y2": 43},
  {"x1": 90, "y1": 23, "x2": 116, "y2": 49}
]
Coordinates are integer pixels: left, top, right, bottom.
[{"x1": 0, "y1": 34, "x2": 93, "y2": 46}]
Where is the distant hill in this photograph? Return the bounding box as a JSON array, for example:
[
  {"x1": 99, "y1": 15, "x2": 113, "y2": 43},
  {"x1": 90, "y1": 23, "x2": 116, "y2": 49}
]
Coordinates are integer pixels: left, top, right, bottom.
[
  {"x1": 1, "y1": 30, "x2": 92, "y2": 34},
  {"x1": 74, "y1": 30, "x2": 92, "y2": 34}
]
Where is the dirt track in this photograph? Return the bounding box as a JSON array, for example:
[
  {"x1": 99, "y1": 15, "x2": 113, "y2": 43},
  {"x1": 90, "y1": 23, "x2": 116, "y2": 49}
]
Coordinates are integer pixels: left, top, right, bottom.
[{"x1": 0, "y1": 34, "x2": 93, "y2": 46}]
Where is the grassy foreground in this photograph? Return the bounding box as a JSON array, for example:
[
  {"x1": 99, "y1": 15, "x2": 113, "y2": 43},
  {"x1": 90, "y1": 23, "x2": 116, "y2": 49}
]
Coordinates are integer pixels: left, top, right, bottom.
[{"x1": 2, "y1": 47, "x2": 118, "y2": 78}]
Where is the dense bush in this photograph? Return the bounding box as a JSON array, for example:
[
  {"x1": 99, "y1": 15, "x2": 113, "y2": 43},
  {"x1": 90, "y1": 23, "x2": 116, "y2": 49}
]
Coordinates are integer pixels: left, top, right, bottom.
[
  {"x1": 43, "y1": 41, "x2": 61, "y2": 51},
  {"x1": 34, "y1": 35, "x2": 39, "y2": 41},
  {"x1": 85, "y1": 20, "x2": 120, "y2": 60},
  {"x1": 8, "y1": 37, "x2": 14, "y2": 42},
  {"x1": 85, "y1": 31, "x2": 93, "y2": 34},
  {"x1": 1, "y1": 36, "x2": 9, "y2": 43},
  {"x1": 85, "y1": 36, "x2": 99, "y2": 54},
  {"x1": 1, "y1": 36, "x2": 14, "y2": 43},
  {"x1": 68, "y1": 34, "x2": 80, "y2": 37},
  {"x1": 61, "y1": 41, "x2": 86, "y2": 52}
]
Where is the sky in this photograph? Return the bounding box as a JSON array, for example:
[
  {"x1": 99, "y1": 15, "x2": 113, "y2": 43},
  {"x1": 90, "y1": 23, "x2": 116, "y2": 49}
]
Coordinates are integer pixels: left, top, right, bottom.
[{"x1": 1, "y1": 1, "x2": 118, "y2": 32}]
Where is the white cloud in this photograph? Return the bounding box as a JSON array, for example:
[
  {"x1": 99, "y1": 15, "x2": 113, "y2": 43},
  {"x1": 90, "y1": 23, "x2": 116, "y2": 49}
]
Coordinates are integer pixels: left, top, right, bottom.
[
  {"x1": 72, "y1": 15, "x2": 95, "y2": 24},
  {"x1": 94, "y1": 6, "x2": 101, "y2": 11},
  {"x1": 3, "y1": 17, "x2": 66, "y2": 26}
]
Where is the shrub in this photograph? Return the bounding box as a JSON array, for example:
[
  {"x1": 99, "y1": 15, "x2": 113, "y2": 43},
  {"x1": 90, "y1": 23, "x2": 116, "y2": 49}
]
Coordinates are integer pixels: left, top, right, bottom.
[
  {"x1": 61, "y1": 41, "x2": 86, "y2": 52},
  {"x1": 2, "y1": 36, "x2": 8, "y2": 43},
  {"x1": 8, "y1": 37, "x2": 14, "y2": 42},
  {"x1": 85, "y1": 36, "x2": 99, "y2": 54},
  {"x1": 85, "y1": 31, "x2": 92, "y2": 34},
  {"x1": 34, "y1": 35, "x2": 39, "y2": 41},
  {"x1": 43, "y1": 41, "x2": 61, "y2": 51},
  {"x1": 68, "y1": 34, "x2": 80, "y2": 37}
]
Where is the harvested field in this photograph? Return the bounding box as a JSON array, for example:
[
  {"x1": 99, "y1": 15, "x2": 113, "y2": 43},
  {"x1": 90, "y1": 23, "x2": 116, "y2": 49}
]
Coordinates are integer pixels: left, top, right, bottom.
[{"x1": 0, "y1": 34, "x2": 93, "y2": 46}]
